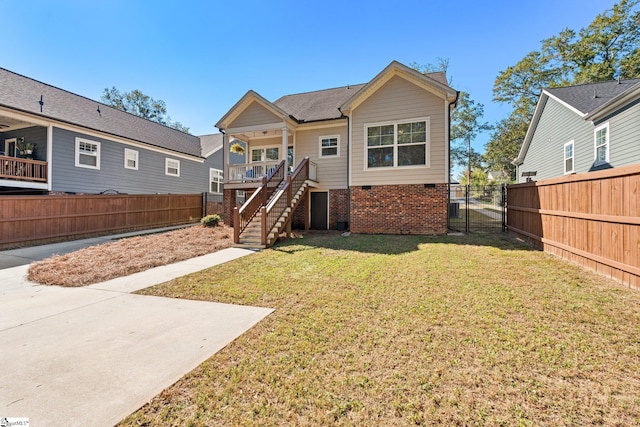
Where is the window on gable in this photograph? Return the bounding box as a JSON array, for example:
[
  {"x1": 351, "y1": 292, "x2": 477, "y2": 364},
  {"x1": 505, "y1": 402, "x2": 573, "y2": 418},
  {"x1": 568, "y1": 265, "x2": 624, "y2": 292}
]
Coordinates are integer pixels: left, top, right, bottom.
[
  {"x1": 594, "y1": 122, "x2": 609, "y2": 164},
  {"x1": 124, "y1": 148, "x2": 139, "y2": 170},
  {"x1": 366, "y1": 118, "x2": 429, "y2": 169},
  {"x1": 564, "y1": 141, "x2": 574, "y2": 174},
  {"x1": 320, "y1": 135, "x2": 340, "y2": 157},
  {"x1": 165, "y1": 158, "x2": 180, "y2": 176},
  {"x1": 210, "y1": 168, "x2": 223, "y2": 193},
  {"x1": 75, "y1": 137, "x2": 100, "y2": 169}
]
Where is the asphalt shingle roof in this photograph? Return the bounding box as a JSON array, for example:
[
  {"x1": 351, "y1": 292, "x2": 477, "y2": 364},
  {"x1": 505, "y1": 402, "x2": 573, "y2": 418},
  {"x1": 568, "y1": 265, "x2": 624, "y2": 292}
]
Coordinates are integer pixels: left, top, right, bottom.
[
  {"x1": 0, "y1": 68, "x2": 202, "y2": 157},
  {"x1": 273, "y1": 84, "x2": 366, "y2": 122},
  {"x1": 546, "y1": 78, "x2": 640, "y2": 115}
]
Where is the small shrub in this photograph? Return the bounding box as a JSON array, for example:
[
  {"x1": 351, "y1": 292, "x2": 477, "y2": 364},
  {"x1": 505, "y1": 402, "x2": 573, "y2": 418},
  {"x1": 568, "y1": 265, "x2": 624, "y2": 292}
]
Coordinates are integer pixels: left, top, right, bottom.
[{"x1": 201, "y1": 214, "x2": 221, "y2": 227}]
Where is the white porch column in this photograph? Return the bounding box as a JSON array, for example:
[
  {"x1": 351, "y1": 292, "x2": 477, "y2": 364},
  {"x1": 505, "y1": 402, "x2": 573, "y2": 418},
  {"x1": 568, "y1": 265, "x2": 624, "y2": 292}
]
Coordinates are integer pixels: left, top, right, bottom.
[
  {"x1": 282, "y1": 126, "x2": 289, "y2": 172},
  {"x1": 222, "y1": 132, "x2": 229, "y2": 182}
]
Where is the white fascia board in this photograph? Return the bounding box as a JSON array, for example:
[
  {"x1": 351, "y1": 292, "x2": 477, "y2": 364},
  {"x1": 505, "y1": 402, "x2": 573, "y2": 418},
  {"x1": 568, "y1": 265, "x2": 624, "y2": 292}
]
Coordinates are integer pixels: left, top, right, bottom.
[
  {"x1": 513, "y1": 94, "x2": 548, "y2": 166},
  {"x1": 585, "y1": 83, "x2": 640, "y2": 121},
  {"x1": 202, "y1": 144, "x2": 223, "y2": 158},
  {"x1": 543, "y1": 90, "x2": 587, "y2": 118}
]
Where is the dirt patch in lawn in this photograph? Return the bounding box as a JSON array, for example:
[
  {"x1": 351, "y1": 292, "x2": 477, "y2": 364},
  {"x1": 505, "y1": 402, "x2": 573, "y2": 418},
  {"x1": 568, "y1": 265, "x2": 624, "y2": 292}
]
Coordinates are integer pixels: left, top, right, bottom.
[{"x1": 27, "y1": 225, "x2": 233, "y2": 287}]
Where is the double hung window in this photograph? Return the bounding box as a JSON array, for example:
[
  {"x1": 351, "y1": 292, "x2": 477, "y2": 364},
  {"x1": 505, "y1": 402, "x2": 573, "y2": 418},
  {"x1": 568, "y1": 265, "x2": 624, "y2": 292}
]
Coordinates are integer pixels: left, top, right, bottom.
[{"x1": 366, "y1": 118, "x2": 428, "y2": 169}]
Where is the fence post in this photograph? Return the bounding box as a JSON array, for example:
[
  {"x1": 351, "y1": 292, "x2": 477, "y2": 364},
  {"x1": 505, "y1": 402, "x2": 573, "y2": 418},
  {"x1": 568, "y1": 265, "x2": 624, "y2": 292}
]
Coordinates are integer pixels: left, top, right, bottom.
[
  {"x1": 233, "y1": 207, "x2": 240, "y2": 244},
  {"x1": 465, "y1": 184, "x2": 469, "y2": 233},
  {"x1": 501, "y1": 184, "x2": 506, "y2": 232},
  {"x1": 261, "y1": 206, "x2": 267, "y2": 247}
]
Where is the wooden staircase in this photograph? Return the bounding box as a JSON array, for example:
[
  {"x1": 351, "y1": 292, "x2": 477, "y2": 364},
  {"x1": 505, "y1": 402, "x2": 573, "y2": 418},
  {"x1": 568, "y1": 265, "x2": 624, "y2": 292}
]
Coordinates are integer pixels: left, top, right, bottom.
[{"x1": 234, "y1": 158, "x2": 312, "y2": 249}]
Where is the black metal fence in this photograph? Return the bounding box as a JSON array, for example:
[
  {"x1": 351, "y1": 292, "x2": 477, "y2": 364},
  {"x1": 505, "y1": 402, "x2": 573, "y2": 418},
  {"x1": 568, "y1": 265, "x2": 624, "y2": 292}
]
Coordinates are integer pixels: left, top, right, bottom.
[{"x1": 448, "y1": 184, "x2": 506, "y2": 233}]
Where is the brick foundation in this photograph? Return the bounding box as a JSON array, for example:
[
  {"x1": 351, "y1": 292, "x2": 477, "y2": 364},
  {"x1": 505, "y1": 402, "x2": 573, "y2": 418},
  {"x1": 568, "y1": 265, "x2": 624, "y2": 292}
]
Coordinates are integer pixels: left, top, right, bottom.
[
  {"x1": 291, "y1": 189, "x2": 350, "y2": 230},
  {"x1": 329, "y1": 189, "x2": 349, "y2": 230},
  {"x1": 350, "y1": 184, "x2": 447, "y2": 234},
  {"x1": 223, "y1": 189, "x2": 237, "y2": 227}
]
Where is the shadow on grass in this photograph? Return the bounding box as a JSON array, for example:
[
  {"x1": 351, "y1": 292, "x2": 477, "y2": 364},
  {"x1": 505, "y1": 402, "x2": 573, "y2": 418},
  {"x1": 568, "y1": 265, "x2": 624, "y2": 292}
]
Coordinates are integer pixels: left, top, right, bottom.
[{"x1": 273, "y1": 230, "x2": 539, "y2": 256}]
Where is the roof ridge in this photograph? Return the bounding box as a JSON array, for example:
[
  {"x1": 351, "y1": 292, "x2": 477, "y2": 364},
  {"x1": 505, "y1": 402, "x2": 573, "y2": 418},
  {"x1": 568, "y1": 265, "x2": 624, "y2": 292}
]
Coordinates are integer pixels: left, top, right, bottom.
[
  {"x1": 276, "y1": 83, "x2": 367, "y2": 99},
  {"x1": 547, "y1": 77, "x2": 640, "y2": 91},
  {"x1": 0, "y1": 67, "x2": 194, "y2": 136}
]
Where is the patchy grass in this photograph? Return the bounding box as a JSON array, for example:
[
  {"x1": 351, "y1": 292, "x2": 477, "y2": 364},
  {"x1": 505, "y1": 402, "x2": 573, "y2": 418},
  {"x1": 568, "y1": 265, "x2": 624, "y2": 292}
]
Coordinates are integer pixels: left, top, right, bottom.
[
  {"x1": 27, "y1": 225, "x2": 233, "y2": 286},
  {"x1": 122, "y1": 232, "x2": 640, "y2": 426}
]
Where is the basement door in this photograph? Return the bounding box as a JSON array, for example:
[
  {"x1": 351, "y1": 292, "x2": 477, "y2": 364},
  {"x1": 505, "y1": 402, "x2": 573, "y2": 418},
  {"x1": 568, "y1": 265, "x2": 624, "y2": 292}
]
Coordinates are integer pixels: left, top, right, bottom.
[{"x1": 310, "y1": 192, "x2": 328, "y2": 230}]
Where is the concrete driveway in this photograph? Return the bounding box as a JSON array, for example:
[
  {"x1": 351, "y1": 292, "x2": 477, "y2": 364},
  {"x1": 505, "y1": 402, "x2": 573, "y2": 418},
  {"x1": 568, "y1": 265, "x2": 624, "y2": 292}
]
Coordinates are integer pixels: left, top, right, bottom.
[{"x1": 0, "y1": 249, "x2": 273, "y2": 426}]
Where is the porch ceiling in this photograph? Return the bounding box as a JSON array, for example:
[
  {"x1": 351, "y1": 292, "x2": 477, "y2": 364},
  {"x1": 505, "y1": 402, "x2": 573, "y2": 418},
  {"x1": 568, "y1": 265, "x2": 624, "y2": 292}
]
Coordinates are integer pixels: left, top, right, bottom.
[
  {"x1": 0, "y1": 113, "x2": 38, "y2": 132},
  {"x1": 231, "y1": 128, "x2": 285, "y2": 141}
]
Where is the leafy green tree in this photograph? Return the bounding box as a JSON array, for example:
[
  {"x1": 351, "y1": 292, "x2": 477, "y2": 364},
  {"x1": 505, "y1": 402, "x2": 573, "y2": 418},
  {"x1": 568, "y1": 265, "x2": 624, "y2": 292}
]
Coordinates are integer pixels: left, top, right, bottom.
[
  {"x1": 411, "y1": 61, "x2": 491, "y2": 173},
  {"x1": 101, "y1": 87, "x2": 190, "y2": 133},
  {"x1": 489, "y1": 0, "x2": 640, "y2": 178}
]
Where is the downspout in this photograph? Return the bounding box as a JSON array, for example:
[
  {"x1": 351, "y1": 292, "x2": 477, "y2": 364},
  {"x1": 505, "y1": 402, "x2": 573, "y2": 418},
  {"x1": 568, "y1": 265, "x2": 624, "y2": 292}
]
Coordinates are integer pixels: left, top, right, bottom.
[
  {"x1": 338, "y1": 107, "x2": 350, "y2": 231},
  {"x1": 447, "y1": 91, "x2": 460, "y2": 230}
]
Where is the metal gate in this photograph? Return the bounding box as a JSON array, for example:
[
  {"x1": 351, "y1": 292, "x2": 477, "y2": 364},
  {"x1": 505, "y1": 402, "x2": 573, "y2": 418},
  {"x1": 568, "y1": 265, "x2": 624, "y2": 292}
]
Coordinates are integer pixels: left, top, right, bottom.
[{"x1": 448, "y1": 184, "x2": 506, "y2": 233}]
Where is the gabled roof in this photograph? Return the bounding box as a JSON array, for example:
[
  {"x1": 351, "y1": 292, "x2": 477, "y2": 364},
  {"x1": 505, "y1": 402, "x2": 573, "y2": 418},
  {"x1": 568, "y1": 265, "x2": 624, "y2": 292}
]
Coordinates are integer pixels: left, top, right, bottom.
[
  {"x1": 545, "y1": 78, "x2": 640, "y2": 117},
  {"x1": 215, "y1": 89, "x2": 294, "y2": 130},
  {"x1": 199, "y1": 133, "x2": 223, "y2": 157},
  {"x1": 340, "y1": 61, "x2": 458, "y2": 113},
  {"x1": 514, "y1": 78, "x2": 640, "y2": 166},
  {"x1": 216, "y1": 61, "x2": 457, "y2": 130},
  {"x1": 0, "y1": 68, "x2": 202, "y2": 157}
]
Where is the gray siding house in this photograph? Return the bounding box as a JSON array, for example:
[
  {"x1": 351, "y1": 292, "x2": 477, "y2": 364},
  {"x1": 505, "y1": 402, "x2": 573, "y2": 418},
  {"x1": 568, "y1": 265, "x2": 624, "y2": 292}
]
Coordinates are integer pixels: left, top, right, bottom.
[
  {"x1": 514, "y1": 78, "x2": 640, "y2": 183},
  {"x1": 0, "y1": 67, "x2": 223, "y2": 196}
]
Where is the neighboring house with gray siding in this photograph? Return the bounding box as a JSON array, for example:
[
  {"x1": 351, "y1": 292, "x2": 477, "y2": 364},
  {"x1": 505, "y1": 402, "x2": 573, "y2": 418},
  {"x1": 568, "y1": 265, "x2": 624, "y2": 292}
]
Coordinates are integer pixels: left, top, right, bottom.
[
  {"x1": 217, "y1": 61, "x2": 458, "y2": 235},
  {"x1": 514, "y1": 78, "x2": 640, "y2": 183},
  {"x1": 0, "y1": 67, "x2": 220, "y2": 195}
]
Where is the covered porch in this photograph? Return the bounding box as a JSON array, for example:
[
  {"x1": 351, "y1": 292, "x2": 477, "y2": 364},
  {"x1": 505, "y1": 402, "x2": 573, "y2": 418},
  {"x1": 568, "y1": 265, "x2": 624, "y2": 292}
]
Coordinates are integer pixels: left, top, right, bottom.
[
  {"x1": 0, "y1": 109, "x2": 50, "y2": 193},
  {"x1": 223, "y1": 123, "x2": 317, "y2": 189}
]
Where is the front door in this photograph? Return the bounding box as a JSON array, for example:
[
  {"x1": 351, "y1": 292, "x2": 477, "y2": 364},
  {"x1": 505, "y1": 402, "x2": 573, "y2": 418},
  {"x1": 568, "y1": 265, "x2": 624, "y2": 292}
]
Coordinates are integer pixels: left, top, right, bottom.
[{"x1": 310, "y1": 192, "x2": 328, "y2": 230}]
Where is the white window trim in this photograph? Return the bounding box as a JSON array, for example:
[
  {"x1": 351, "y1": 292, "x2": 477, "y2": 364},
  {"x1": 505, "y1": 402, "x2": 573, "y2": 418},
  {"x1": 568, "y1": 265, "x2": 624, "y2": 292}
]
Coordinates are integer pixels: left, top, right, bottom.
[
  {"x1": 209, "y1": 168, "x2": 223, "y2": 193},
  {"x1": 165, "y1": 158, "x2": 180, "y2": 177},
  {"x1": 563, "y1": 140, "x2": 574, "y2": 175},
  {"x1": 124, "y1": 148, "x2": 139, "y2": 170},
  {"x1": 364, "y1": 117, "x2": 430, "y2": 170},
  {"x1": 319, "y1": 135, "x2": 340, "y2": 158},
  {"x1": 250, "y1": 145, "x2": 281, "y2": 163},
  {"x1": 75, "y1": 137, "x2": 100, "y2": 170},
  {"x1": 594, "y1": 122, "x2": 610, "y2": 165}
]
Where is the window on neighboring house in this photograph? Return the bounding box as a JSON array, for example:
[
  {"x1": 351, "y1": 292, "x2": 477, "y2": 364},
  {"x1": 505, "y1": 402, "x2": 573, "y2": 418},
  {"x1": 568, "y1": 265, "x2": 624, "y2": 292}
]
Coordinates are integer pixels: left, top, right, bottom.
[
  {"x1": 319, "y1": 135, "x2": 340, "y2": 157},
  {"x1": 124, "y1": 148, "x2": 139, "y2": 170},
  {"x1": 594, "y1": 122, "x2": 609, "y2": 164},
  {"x1": 564, "y1": 141, "x2": 574, "y2": 174},
  {"x1": 366, "y1": 118, "x2": 429, "y2": 169},
  {"x1": 165, "y1": 158, "x2": 180, "y2": 176},
  {"x1": 75, "y1": 138, "x2": 100, "y2": 169},
  {"x1": 210, "y1": 168, "x2": 223, "y2": 193}
]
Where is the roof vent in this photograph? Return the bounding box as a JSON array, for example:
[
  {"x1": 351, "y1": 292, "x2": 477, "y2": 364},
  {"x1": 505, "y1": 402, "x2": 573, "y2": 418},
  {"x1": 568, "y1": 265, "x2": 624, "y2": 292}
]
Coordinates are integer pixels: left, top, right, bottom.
[{"x1": 593, "y1": 89, "x2": 597, "y2": 99}]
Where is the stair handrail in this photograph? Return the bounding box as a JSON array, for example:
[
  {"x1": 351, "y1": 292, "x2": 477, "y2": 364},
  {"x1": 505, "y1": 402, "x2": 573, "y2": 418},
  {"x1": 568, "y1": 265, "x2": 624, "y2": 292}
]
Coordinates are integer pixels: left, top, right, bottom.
[
  {"x1": 233, "y1": 159, "x2": 287, "y2": 243},
  {"x1": 262, "y1": 158, "x2": 310, "y2": 245}
]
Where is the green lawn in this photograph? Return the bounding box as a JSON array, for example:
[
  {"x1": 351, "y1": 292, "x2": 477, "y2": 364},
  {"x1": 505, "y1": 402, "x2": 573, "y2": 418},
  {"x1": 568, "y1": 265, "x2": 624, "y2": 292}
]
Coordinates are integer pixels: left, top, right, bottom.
[{"x1": 123, "y1": 233, "x2": 640, "y2": 426}]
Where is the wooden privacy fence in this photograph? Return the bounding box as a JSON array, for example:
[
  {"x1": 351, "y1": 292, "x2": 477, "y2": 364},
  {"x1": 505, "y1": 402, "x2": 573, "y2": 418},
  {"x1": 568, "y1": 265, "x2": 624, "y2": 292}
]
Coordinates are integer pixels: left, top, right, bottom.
[
  {"x1": 0, "y1": 194, "x2": 203, "y2": 249},
  {"x1": 507, "y1": 164, "x2": 640, "y2": 289}
]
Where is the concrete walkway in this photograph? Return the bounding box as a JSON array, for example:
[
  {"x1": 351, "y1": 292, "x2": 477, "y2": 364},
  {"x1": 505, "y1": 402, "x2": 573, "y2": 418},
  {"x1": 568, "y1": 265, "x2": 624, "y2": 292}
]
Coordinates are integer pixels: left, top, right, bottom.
[{"x1": 0, "y1": 248, "x2": 273, "y2": 427}]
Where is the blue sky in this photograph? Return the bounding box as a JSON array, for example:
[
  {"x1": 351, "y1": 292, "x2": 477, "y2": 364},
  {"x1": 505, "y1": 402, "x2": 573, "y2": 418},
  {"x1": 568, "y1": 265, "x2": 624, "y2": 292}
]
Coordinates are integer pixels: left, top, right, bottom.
[{"x1": 2, "y1": 0, "x2": 615, "y2": 154}]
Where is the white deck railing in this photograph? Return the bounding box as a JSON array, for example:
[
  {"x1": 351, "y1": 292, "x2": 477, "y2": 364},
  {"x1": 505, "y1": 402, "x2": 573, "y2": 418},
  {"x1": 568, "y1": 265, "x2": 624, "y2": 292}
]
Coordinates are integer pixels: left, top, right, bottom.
[{"x1": 227, "y1": 161, "x2": 281, "y2": 182}]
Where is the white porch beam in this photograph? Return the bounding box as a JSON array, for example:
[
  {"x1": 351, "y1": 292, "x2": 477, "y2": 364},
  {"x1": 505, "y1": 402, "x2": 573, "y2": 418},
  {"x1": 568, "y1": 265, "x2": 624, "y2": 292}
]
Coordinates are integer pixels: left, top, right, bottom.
[{"x1": 225, "y1": 122, "x2": 287, "y2": 135}]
